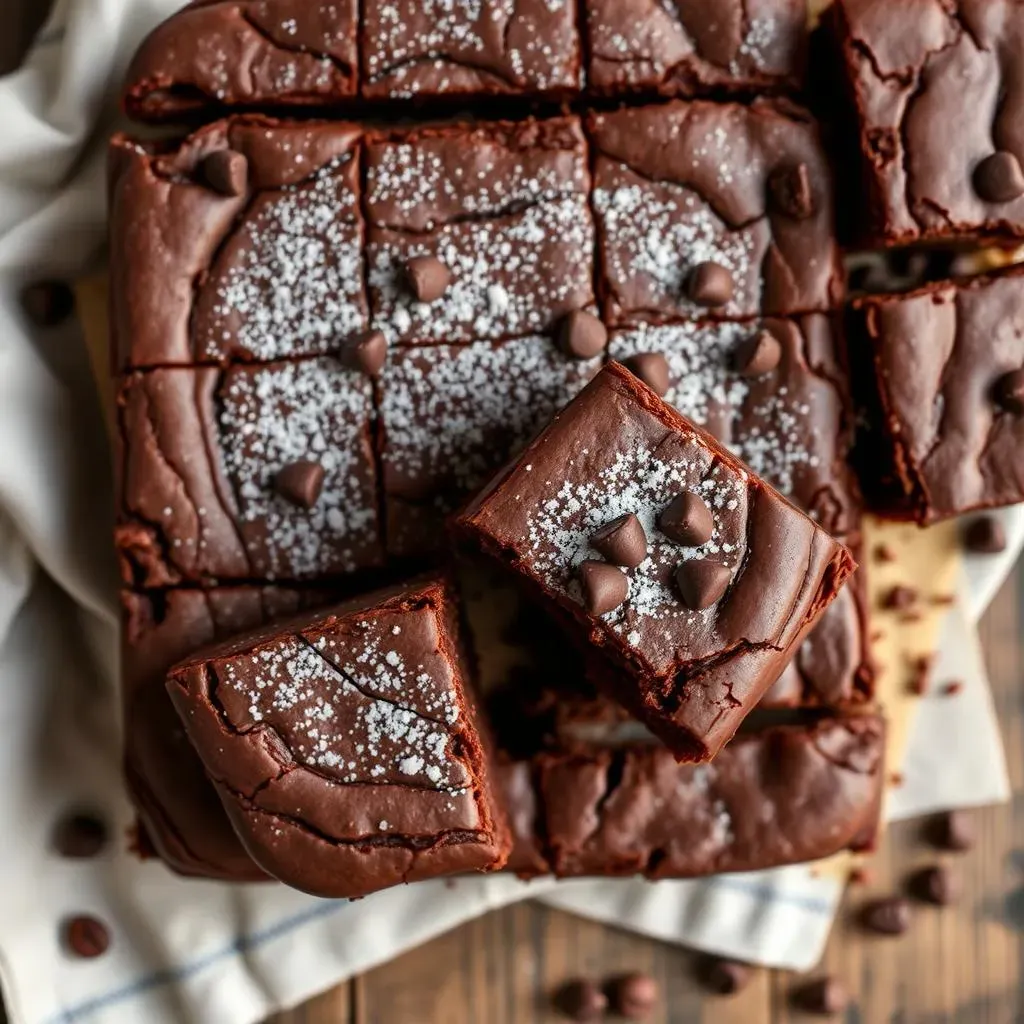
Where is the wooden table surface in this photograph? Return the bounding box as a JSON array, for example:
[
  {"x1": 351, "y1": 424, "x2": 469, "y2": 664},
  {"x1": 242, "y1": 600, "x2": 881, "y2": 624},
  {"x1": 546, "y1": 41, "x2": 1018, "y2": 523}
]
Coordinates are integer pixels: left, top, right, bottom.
[{"x1": 5, "y1": 6, "x2": 1024, "y2": 1023}]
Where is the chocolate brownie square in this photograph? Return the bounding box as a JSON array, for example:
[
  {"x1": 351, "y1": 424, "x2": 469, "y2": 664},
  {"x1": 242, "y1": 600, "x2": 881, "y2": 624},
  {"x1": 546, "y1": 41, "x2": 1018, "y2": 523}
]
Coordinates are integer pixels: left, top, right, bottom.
[
  {"x1": 121, "y1": 586, "x2": 334, "y2": 880},
  {"x1": 361, "y1": 0, "x2": 580, "y2": 100},
  {"x1": 821, "y1": 0, "x2": 1024, "y2": 247},
  {"x1": 122, "y1": 1, "x2": 358, "y2": 121},
  {"x1": 588, "y1": 100, "x2": 843, "y2": 325},
  {"x1": 166, "y1": 577, "x2": 510, "y2": 898},
  {"x1": 109, "y1": 117, "x2": 367, "y2": 370},
  {"x1": 585, "y1": 0, "x2": 807, "y2": 98},
  {"x1": 501, "y1": 715, "x2": 885, "y2": 878},
  {"x1": 116, "y1": 358, "x2": 382, "y2": 586},
  {"x1": 455, "y1": 362, "x2": 856, "y2": 762},
  {"x1": 851, "y1": 265, "x2": 1024, "y2": 523},
  {"x1": 608, "y1": 315, "x2": 870, "y2": 707},
  {"x1": 378, "y1": 336, "x2": 601, "y2": 559},
  {"x1": 365, "y1": 117, "x2": 596, "y2": 345}
]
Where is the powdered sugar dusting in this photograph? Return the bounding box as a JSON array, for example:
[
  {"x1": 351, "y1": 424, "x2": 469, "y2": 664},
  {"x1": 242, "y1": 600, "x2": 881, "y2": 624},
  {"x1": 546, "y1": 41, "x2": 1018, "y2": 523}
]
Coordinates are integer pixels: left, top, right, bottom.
[
  {"x1": 218, "y1": 360, "x2": 378, "y2": 578},
  {"x1": 380, "y1": 337, "x2": 599, "y2": 499},
  {"x1": 199, "y1": 158, "x2": 366, "y2": 361},
  {"x1": 523, "y1": 441, "x2": 748, "y2": 658},
  {"x1": 593, "y1": 172, "x2": 763, "y2": 319},
  {"x1": 221, "y1": 637, "x2": 466, "y2": 792},
  {"x1": 611, "y1": 322, "x2": 820, "y2": 499}
]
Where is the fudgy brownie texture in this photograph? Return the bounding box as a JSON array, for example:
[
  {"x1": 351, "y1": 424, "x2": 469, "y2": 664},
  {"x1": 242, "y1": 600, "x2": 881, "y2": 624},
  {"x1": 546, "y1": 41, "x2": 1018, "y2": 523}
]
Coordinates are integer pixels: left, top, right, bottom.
[
  {"x1": 455, "y1": 363, "x2": 856, "y2": 762},
  {"x1": 499, "y1": 715, "x2": 885, "y2": 878},
  {"x1": 821, "y1": 0, "x2": 1024, "y2": 246},
  {"x1": 589, "y1": 100, "x2": 844, "y2": 325},
  {"x1": 609, "y1": 315, "x2": 870, "y2": 707},
  {"x1": 121, "y1": 587, "x2": 337, "y2": 880},
  {"x1": 585, "y1": 0, "x2": 806, "y2": 98},
  {"x1": 361, "y1": 0, "x2": 580, "y2": 100},
  {"x1": 850, "y1": 265, "x2": 1024, "y2": 524},
  {"x1": 109, "y1": 118, "x2": 366, "y2": 370},
  {"x1": 116, "y1": 359, "x2": 381, "y2": 585},
  {"x1": 365, "y1": 117, "x2": 596, "y2": 346},
  {"x1": 378, "y1": 338, "x2": 600, "y2": 559},
  {"x1": 166, "y1": 577, "x2": 510, "y2": 898},
  {"x1": 123, "y1": 0, "x2": 359, "y2": 120}
]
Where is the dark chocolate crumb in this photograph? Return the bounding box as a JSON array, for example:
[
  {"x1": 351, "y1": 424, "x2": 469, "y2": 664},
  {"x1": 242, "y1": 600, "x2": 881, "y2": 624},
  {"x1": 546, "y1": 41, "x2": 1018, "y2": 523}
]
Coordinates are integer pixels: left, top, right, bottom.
[
  {"x1": 552, "y1": 978, "x2": 608, "y2": 1021},
  {"x1": 910, "y1": 865, "x2": 959, "y2": 906},
  {"x1": 874, "y1": 543, "x2": 896, "y2": 563},
  {"x1": 793, "y1": 976, "x2": 849, "y2": 1015},
  {"x1": 963, "y1": 515, "x2": 1006, "y2": 554},
  {"x1": 53, "y1": 812, "x2": 108, "y2": 859},
  {"x1": 696, "y1": 954, "x2": 751, "y2": 995},
  {"x1": 932, "y1": 810, "x2": 975, "y2": 851},
  {"x1": 604, "y1": 973, "x2": 658, "y2": 1020},
  {"x1": 21, "y1": 280, "x2": 74, "y2": 327},
  {"x1": 860, "y1": 896, "x2": 911, "y2": 935},
  {"x1": 883, "y1": 584, "x2": 917, "y2": 610},
  {"x1": 64, "y1": 915, "x2": 111, "y2": 958},
  {"x1": 943, "y1": 681, "x2": 963, "y2": 697}
]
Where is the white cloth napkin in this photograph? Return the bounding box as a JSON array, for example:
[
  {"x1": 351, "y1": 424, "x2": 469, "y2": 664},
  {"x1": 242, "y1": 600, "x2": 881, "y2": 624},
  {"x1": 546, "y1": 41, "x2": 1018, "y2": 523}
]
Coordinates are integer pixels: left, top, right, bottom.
[{"x1": 0, "y1": 2, "x2": 1013, "y2": 1022}]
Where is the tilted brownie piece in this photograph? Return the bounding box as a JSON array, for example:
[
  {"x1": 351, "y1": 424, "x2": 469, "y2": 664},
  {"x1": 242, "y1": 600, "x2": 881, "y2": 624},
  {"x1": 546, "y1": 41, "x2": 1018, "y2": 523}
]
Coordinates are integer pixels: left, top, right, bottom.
[
  {"x1": 589, "y1": 100, "x2": 843, "y2": 324},
  {"x1": 850, "y1": 266, "x2": 1024, "y2": 524},
  {"x1": 378, "y1": 337, "x2": 600, "y2": 559},
  {"x1": 365, "y1": 118, "x2": 595, "y2": 346},
  {"x1": 116, "y1": 359, "x2": 381, "y2": 586},
  {"x1": 821, "y1": 0, "x2": 1024, "y2": 246},
  {"x1": 585, "y1": 0, "x2": 806, "y2": 98},
  {"x1": 455, "y1": 363, "x2": 856, "y2": 762},
  {"x1": 121, "y1": 587, "x2": 335, "y2": 881},
  {"x1": 361, "y1": 0, "x2": 580, "y2": 100},
  {"x1": 109, "y1": 118, "x2": 367, "y2": 370},
  {"x1": 609, "y1": 315, "x2": 870, "y2": 707},
  {"x1": 499, "y1": 716, "x2": 885, "y2": 879},
  {"x1": 122, "y1": 1, "x2": 358, "y2": 121},
  {"x1": 166, "y1": 577, "x2": 510, "y2": 898}
]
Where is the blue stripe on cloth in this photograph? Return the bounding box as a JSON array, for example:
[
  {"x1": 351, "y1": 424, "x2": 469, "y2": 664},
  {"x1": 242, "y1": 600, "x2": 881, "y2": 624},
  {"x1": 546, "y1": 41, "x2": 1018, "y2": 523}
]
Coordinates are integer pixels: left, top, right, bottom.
[
  {"x1": 711, "y1": 876, "x2": 835, "y2": 915},
  {"x1": 45, "y1": 900, "x2": 349, "y2": 1024}
]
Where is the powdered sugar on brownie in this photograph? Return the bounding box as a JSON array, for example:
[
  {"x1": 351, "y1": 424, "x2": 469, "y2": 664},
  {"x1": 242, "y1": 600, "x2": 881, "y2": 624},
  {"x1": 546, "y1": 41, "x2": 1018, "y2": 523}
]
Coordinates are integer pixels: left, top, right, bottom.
[
  {"x1": 380, "y1": 337, "x2": 600, "y2": 498},
  {"x1": 218, "y1": 359, "x2": 378, "y2": 578},
  {"x1": 198, "y1": 158, "x2": 366, "y2": 361}
]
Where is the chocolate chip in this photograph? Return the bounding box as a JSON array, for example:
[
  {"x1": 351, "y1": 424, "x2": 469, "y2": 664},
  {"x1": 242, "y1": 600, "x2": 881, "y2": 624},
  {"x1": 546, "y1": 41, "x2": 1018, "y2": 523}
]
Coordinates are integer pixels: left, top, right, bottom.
[
  {"x1": 964, "y1": 515, "x2": 1006, "y2": 554},
  {"x1": 697, "y1": 955, "x2": 751, "y2": 995},
  {"x1": 686, "y1": 261, "x2": 734, "y2": 307},
  {"x1": 994, "y1": 369, "x2": 1024, "y2": 413},
  {"x1": 973, "y1": 151, "x2": 1024, "y2": 203},
  {"x1": 591, "y1": 513, "x2": 647, "y2": 568},
  {"x1": 21, "y1": 280, "x2": 74, "y2": 327},
  {"x1": 558, "y1": 310, "x2": 608, "y2": 360},
  {"x1": 605, "y1": 973, "x2": 658, "y2": 1020},
  {"x1": 622, "y1": 352, "x2": 670, "y2": 396},
  {"x1": 768, "y1": 161, "x2": 815, "y2": 219},
  {"x1": 911, "y1": 865, "x2": 959, "y2": 906},
  {"x1": 201, "y1": 149, "x2": 248, "y2": 197},
  {"x1": 579, "y1": 560, "x2": 628, "y2": 615},
  {"x1": 932, "y1": 809, "x2": 975, "y2": 851},
  {"x1": 274, "y1": 460, "x2": 325, "y2": 509},
  {"x1": 552, "y1": 978, "x2": 608, "y2": 1021},
  {"x1": 406, "y1": 255, "x2": 451, "y2": 302},
  {"x1": 874, "y1": 543, "x2": 897, "y2": 563},
  {"x1": 53, "y1": 812, "x2": 107, "y2": 859},
  {"x1": 793, "y1": 976, "x2": 849, "y2": 1016},
  {"x1": 675, "y1": 559, "x2": 731, "y2": 610},
  {"x1": 882, "y1": 584, "x2": 917, "y2": 610},
  {"x1": 341, "y1": 329, "x2": 388, "y2": 376},
  {"x1": 733, "y1": 329, "x2": 781, "y2": 377},
  {"x1": 64, "y1": 915, "x2": 111, "y2": 959},
  {"x1": 860, "y1": 896, "x2": 911, "y2": 935},
  {"x1": 659, "y1": 491, "x2": 713, "y2": 546}
]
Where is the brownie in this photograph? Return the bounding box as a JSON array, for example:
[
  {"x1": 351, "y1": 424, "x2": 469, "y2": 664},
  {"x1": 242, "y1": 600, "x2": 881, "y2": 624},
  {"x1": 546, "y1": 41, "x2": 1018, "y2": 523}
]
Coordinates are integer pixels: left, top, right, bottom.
[
  {"x1": 378, "y1": 337, "x2": 600, "y2": 559},
  {"x1": 122, "y1": 0, "x2": 359, "y2": 120},
  {"x1": 361, "y1": 0, "x2": 580, "y2": 100},
  {"x1": 589, "y1": 100, "x2": 843, "y2": 325},
  {"x1": 116, "y1": 359, "x2": 381, "y2": 586},
  {"x1": 850, "y1": 265, "x2": 1024, "y2": 523},
  {"x1": 500, "y1": 715, "x2": 885, "y2": 878},
  {"x1": 365, "y1": 118, "x2": 596, "y2": 346},
  {"x1": 109, "y1": 118, "x2": 367, "y2": 370},
  {"x1": 821, "y1": 0, "x2": 1024, "y2": 247},
  {"x1": 585, "y1": 0, "x2": 807, "y2": 98},
  {"x1": 166, "y1": 577, "x2": 510, "y2": 897},
  {"x1": 455, "y1": 362, "x2": 856, "y2": 762},
  {"x1": 121, "y1": 587, "x2": 333, "y2": 880}
]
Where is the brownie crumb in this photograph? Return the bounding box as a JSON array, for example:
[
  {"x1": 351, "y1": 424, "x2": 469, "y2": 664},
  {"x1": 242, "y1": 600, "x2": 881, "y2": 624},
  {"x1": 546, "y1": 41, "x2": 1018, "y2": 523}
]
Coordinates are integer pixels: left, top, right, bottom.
[
  {"x1": 883, "y1": 584, "x2": 918, "y2": 610},
  {"x1": 907, "y1": 655, "x2": 933, "y2": 696},
  {"x1": 21, "y1": 279, "x2": 74, "y2": 327},
  {"x1": 53, "y1": 812, "x2": 108, "y2": 859},
  {"x1": 931, "y1": 810, "x2": 975, "y2": 852},
  {"x1": 963, "y1": 515, "x2": 1006, "y2": 554},
  {"x1": 553, "y1": 979, "x2": 607, "y2": 1021},
  {"x1": 943, "y1": 681, "x2": 964, "y2": 697},
  {"x1": 874, "y1": 543, "x2": 897, "y2": 563},
  {"x1": 696, "y1": 954, "x2": 751, "y2": 995},
  {"x1": 910, "y1": 865, "x2": 959, "y2": 906},
  {"x1": 64, "y1": 915, "x2": 111, "y2": 958},
  {"x1": 793, "y1": 976, "x2": 849, "y2": 1016},
  {"x1": 605, "y1": 973, "x2": 658, "y2": 1020},
  {"x1": 860, "y1": 896, "x2": 911, "y2": 935}
]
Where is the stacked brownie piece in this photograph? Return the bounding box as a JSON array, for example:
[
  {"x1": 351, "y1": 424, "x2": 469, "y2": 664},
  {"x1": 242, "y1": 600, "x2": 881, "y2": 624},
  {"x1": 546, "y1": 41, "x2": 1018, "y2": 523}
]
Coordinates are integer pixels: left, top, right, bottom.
[{"x1": 108, "y1": 0, "x2": 917, "y2": 895}]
